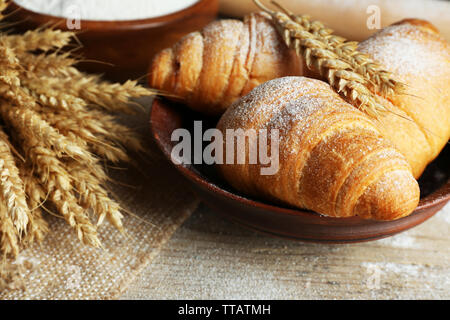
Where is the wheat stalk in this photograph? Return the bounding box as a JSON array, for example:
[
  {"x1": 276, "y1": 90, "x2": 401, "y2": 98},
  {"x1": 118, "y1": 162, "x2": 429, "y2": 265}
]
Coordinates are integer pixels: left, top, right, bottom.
[
  {"x1": 270, "y1": 1, "x2": 404, "y2": 96},
  {"x1": 50, "y1": 188, "x2": 101, "y2": 247},
  {"x1": 22, "y1": 74, "x2": 145, "y2": 158},
  {"x1": 23, "y1": 141, "x2": 72, "y2": 194},
  {"x1": 76, "y1": 109, "x2": 145, "y2": 153},
  {"x1": 56, "y1": 75, "x2": 153, "y2": 114},
  {"x1": 0, "y1": 41, "x2": 21, "y2": 91},
  {"x1": 18, "y1": 163, "x2": 48, "y2": 245},
  {"x1": 20, "y1": 76, "x2": 87, "y2": 112},
  {"x1": 0, "y1": 204, "x2": 20, "y2": 257},
  {"x1": 254, "y1": 0, "x2": 390, "y2": 117},
  {"x1": 21, "y1": 137, "x2": 100, "y2": 247},
  {"x1": 0, "y1": 1, "x2": 156, "y2": 266},
  {"x1": 19, "y1": 51, "x2": 78, "y2": 79},
  {"x1": 67, "y1": 161, "x2": 124, "y2": 232},
  {"x1": 41, "y1": 109, "x2": 131, "y2": 163},
  {"x1": 0, "y1": 103, "x2": 96, "y2": 163},
  {"x1": 0, "y1": 129, "x2": 30, "y2": 234},
  {"x1": 3, "y1": 28, "x2": 74, "y2": 53},
  {"x1": 19, "y1": 70, "x2": 153, "y2": 114}
]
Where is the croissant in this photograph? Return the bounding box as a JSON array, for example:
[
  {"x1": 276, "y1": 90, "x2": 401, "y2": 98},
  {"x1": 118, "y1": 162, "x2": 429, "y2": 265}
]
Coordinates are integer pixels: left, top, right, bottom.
[
  {"x1": 217, "y1": 77, "x2": 420, "y2": 220},
  {"x1": 149, "y1": 12, "x2": 301, "y2": 115},
  {"x1": 356, "y1": 19, "x2": 450, "y2": 178}
]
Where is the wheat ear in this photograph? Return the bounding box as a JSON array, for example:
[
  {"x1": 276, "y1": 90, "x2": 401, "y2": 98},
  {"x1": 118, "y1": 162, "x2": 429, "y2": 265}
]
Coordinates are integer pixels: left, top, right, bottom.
[
  {"x1": 0, "y1": 44, "x2": 21, "y2": 89},
  {"x1": 3, "y1": 29, "x2": 74, "y2": 53},
  {"x1": 0, "y1": 203, "x2": 19, "y2": 257},
  {"x1": 20, "y1": 76, "x2": 87, "y2": 112},
  {"x1": 18, "y1": 163, "x2": 48, "y2": 245},
  {"x1": 0, "y1": 129, "x2": 30, "y2": 234},
  {"x1": 270, "y1": 1, "x2": 404, "y2": 96},
  {"x1": 18, "y1": 51, "x2": 79, "y2": 79},
  {"x1": 67, "y1": 161, "x2": 124, "y2": 233},
  {"x1": 22, "y1": 138, "x2": 100, "y2": 247},
  {"x1": 254, "y1": 0, "x2": 388, "y2": 117},
  {"x1": 41, "y1": 109, "x2": 130, "y2": 163},
  {"x1": 0, "y1": 129, "x2": 21, "y2": 256},
  {"x1": 50, "y1": 188, "x2": 101, "y2": 247},
  {"x1": 0, "y1": 103, "x2": 95, "y2": 163},
  {"x1": 75, "y1": 109, "x2": 145, "y2": 153},
  {"x1": 54, "y1": 75, "x2": 154, "y2": 114}
]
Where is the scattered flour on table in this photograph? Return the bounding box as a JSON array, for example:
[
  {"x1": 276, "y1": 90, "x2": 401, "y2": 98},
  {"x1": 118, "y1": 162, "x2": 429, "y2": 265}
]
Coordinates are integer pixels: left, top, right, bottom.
[
  {"x1": 361, "y1": 261, "x2": 421, "y2": 278},
  {"x1": 377, "y1": 232, "x2": 417, "y2": 249}
]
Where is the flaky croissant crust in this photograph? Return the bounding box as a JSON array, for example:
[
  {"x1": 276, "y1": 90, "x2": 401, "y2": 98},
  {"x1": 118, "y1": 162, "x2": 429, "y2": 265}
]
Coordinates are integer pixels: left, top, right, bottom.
[
  {"x1": 150, "y1": 12, "x2": 301, "y2": 115},
  {"x1": 217, "y1": 77, "x2": 420, "y2": 220}
]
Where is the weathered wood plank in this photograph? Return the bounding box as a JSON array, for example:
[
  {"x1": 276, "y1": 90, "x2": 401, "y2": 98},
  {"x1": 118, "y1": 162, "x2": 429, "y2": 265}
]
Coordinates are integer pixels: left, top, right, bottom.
[{"x1": 121, "y1": 203, "x2": 450, "y2": 299}]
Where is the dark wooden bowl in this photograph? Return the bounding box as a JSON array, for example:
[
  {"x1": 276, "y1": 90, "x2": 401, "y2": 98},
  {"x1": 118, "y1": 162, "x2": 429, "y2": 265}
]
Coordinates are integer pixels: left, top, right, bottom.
[
  {"x1": 150, "y1": 98, "x2": 450, "y2": 243},
  {"x1": 6, "y1": 0, "x2": 218, "y2": 81}
]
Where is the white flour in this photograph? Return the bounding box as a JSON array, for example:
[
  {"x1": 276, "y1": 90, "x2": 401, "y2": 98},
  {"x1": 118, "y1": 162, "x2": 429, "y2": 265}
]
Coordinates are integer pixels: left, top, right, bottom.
[{"x1": 14, "y1": 0, "x2": 199, "y2": 21}]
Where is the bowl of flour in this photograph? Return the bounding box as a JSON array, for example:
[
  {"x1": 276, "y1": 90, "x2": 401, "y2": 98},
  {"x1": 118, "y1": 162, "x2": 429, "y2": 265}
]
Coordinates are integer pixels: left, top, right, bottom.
[{"x1": 9, "y1": 0, "x2": 218, "y2": 80}]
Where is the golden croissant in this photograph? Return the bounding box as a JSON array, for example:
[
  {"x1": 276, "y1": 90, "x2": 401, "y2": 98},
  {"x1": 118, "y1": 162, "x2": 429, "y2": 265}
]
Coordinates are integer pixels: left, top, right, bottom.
[
  {"x1": 217, "y1": 76, "x2": 420, "y2": 220},
  {"x1": 150, "y1": 15, "x2": 450, "y2": 220},
  {"x1": 150, "y1": 13, "x2": 302, "y2": 115}
]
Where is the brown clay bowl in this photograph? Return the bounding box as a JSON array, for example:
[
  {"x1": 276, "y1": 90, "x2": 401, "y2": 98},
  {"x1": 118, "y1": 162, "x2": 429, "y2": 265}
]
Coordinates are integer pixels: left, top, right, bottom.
[
  {"x1": 6, "y1": 0, "x2": 218, "y2": 81},
  {"x1": 150, "y1": 98, "x2": 450, "y2": 243}
]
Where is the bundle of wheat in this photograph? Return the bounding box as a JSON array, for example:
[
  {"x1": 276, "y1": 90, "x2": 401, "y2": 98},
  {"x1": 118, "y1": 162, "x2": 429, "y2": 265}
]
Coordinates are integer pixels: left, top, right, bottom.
[{"x1": 0, "y1": 1, "x2": 154, "y2": 263}]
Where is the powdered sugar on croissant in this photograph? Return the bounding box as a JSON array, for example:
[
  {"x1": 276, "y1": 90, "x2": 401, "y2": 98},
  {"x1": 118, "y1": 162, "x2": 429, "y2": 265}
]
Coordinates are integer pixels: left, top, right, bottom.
[
  {"x1": 150, "y1": 12, "x2": 301, "y2": 115},
  {"x1": 358, "y1": 19, "x2": 450, "y2": 178},
  {"x1": 217, "y1": 77, "x2": 420, "y2": 220}
]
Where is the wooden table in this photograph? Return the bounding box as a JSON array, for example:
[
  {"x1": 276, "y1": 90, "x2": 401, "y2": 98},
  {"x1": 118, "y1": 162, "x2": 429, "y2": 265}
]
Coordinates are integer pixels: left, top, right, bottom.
[{"x1": 120, "y1": 199, "x2": 449, "y2": 299}]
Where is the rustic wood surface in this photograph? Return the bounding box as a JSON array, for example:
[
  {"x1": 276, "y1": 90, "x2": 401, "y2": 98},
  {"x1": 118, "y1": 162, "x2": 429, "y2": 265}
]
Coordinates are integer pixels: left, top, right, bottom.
[{"x1": 120, "y1": 200, "x2": 449, "y2": 299}]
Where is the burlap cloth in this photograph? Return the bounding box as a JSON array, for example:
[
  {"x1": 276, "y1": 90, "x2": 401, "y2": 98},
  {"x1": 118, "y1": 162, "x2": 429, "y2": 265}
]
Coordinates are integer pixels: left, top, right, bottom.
[{"x1": 0, "y1": 97, "x2": 200, "y2": 299}]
